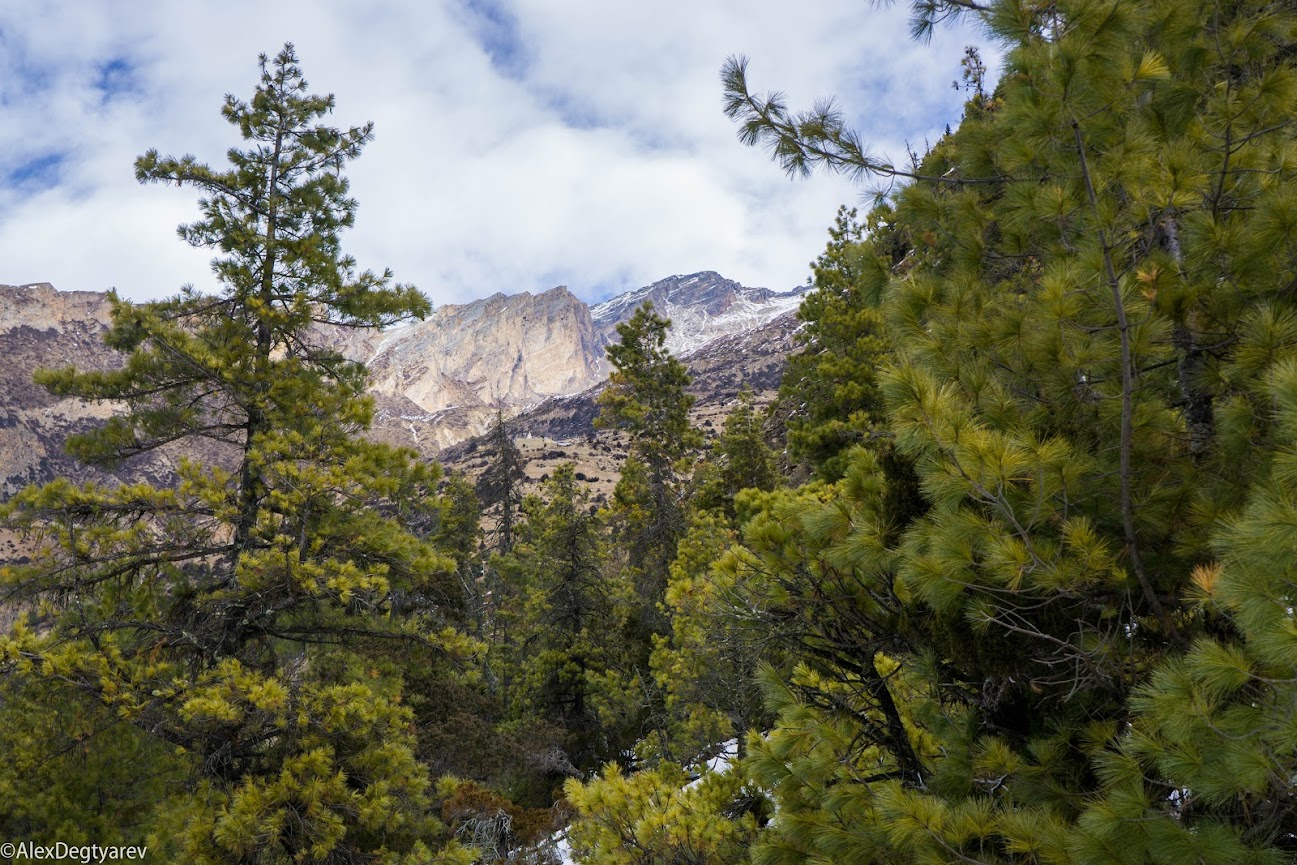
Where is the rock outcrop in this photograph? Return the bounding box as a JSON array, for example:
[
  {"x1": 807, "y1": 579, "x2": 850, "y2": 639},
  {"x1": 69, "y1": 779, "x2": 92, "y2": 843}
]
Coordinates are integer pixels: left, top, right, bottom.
[
  {"x1": 590, "y1": 271, "x2": 806, "y2": 356},
  {"x1": 0, "y1": 272, "x2": 807, "y2": 492},
  {"x1": 1, "y1": 284, "x2": 124, "y2": 496}
]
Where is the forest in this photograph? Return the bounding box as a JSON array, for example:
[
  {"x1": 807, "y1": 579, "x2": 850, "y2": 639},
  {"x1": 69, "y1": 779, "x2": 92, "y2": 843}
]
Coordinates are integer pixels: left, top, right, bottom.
[{"x1": 3, "y1": 0, "x2": 1297, "y2": 862}]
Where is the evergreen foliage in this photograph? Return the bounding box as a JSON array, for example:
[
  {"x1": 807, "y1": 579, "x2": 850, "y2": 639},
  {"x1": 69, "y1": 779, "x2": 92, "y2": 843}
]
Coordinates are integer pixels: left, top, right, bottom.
[
  {"x1": 502, "y1": 465, "x2": 630, "y2": 770},
  {"x1": 775, "y1": 206, "x2": 896, "y2": 480},
  {"x1": 597, "y1": 303, "x2": 703, "y2": 633},
  {"x1": 564, "y1": 759, "x2": 760, "y2": 865},
  {"x1": 717, "y1": 0, "x2": 1297, "y2": 861},
  {"x1": 646, "y1": 508, "x2": 771, "y2": 764},
  {"x1": 4, "y1": 2, "x2": 1297, "y2": 860},
  {"x1": 692, "y1": 387, "x2": 780, "y2": 517},
  {"x1": 0, "y1": 45, "x2": 465, "y2": 861},
  {"x1": 476, "y1": 412, "x2": 526, "y2": 554}
]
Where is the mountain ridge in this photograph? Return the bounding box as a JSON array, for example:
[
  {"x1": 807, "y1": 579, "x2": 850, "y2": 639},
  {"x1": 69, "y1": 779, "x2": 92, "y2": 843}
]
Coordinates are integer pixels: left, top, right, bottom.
[{"x1": 0, "y1": 271, "x2": 806, "y2": 496}]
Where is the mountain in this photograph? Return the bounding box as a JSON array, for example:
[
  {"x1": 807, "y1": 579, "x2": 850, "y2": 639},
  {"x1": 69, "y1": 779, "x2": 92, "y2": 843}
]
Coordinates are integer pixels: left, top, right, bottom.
[
  {"x1": 491, "y1": 307, "x2": 802, "y2": 446},
  {"x1": 437, "y1": 308, "x2": 803, "y2": 506},
  {"x1": 0, "y1": 284, "x2": 198, "y2": 499},
  {"x1": 0, "y1": 272, "x2": 806, "y2": 498},
  {"x1": 324, "y1": 286, "x2": 608, "y2": 452},
  {"x1": 590, "y1": 272, "x2": 806, "y2": 356},
  {"x1": 332, "y1": 271, "x2": 802, "y2": 451}
]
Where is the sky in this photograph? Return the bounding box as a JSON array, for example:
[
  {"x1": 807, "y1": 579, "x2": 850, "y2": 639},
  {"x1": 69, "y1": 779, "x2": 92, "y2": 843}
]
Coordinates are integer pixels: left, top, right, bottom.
[{"x1": 0, "y1": 1, "x2": 996, "y2": 307}]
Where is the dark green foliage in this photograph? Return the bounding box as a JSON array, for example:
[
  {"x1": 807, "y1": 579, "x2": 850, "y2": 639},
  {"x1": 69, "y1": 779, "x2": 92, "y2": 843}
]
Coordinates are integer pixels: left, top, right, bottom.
[
  {"x1": 495, "y1": 465, "x2": 634, "y2": 775},
  {"x1": 0, "y1": 45, "x2": 464, "y2": 862},
  {"x1": 0, "y1": 676, "x2": 181, "y2": 843},
  {"x1": 597, "y1": 303, "x2": 704, "y2": 633},
  {"x1": 692, "y1": 387, "x2": 780, "y2": 517},
  {"x1": 714, "y1": 1, "x2": 1297, "y2": 862},
  {"x1": 476, "y1": 412, "x2": 526, "y2": 554},
  {"x1": 434, "y1": 471, "x2": 483, "y2": 624},
  {"x1": 597, "y1": 303, "x2": 702, "y2": 463},
  {"x1": 776, "y1": 206, "x2": 896, "y2": 479}
]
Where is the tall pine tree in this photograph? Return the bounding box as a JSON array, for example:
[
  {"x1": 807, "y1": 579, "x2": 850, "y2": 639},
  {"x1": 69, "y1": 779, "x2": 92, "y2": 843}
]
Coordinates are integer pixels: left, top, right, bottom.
[
  {"x1": 1, "y1": 45, "x2": 469, "y2": 862},
  {"x1": 719, "y1": 0, "x2": 1297, "y2": 861},
  {"x1": 597, "y1": 303, "x2": 703, "y2": 634}
]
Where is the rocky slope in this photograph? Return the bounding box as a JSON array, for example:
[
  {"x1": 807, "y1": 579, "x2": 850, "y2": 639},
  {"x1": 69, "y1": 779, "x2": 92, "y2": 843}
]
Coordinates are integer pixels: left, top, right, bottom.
[
  {"x1": 0, "y1": 284, "x2": 187, "y2": 498},
  {"x1": 0, "y1": 272, "x2": 806, "y2": 499},
  {"x1": 320, "y1": 272, "x2": 803, "y2": 452},
  {"x1": 437, "y1": 309, "x2": 803, "y2": 503},
  {"x1": 324, "y1": 286, "x2": 609, "y2": 451},
  {"x1": 591, "y1": 272, "x2": 806, "y2": 356}
]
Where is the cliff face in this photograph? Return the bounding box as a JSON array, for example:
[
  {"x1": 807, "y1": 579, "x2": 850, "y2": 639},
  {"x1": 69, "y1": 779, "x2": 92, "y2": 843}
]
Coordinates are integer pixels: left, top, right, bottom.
[
  {"x1": 317, "y1": 286, "x2": 609, "y2": 452},
  {"x1": 0, "y1": 284, "x2": 182, "y2": 496},
  {"x1": 0, "y1": 272, "x2": 806, "y2": 486},
  {"x1": 479, "y1": 308, "x2": 803, "y2": 446},
  {"x1": 317, "y1": 272, "x2": 804, "y2": 452},
  {"x1": 363, "y1": 286, "x2": 606, "y2": 413}
]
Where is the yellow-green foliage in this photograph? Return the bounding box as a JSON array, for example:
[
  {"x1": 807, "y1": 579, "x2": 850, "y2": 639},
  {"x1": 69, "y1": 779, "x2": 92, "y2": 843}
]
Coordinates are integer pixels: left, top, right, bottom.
[
  {"x1": 0, "y1": 45, "x2": 468, "y2": 860},
  {"x1": 565, "y1": 761, "x2": 758, "y2": 865},
  {"x1": 645, "y1": 510, "x2": 751, "y2": 762},
  {"x1": 719, "y1": 0, "x2": 1297, "y2": 862}
]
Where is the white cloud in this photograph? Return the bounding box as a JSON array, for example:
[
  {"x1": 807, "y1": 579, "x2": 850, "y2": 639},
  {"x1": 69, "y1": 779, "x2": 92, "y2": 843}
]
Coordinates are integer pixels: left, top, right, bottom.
[{"x1": 0, "y1": 0, "x2": 997, "y2": 306}]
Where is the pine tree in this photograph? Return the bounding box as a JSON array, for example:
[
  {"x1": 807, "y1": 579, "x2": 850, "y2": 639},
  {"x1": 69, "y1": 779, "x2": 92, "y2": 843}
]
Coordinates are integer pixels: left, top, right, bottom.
[
  {"x1": 500, "y1": 465, "x2": 631, "y2": 772},
  {"x1": 0, "y1": 675, "x2": 181, "y2": 843},
  {"x1": 714, "y1": 0, "x2": 1297, "y2": 862},
  {"x1": 434, "y1": 471, "x2": 482, "y2": 625},
  {"x1": 597, "y1": 303, "x2": 703, "y2": 632},
  {"x1": 564, "y1": 759, "x2": 759, "y2": 865},
  {"x1": 692, "y1": 387, "x2": 780, "y2": 518},
  {"x1": 0, "y1": 45, "x2": 463, "y2": 861},
  {"x1": 645, "y1": 507, "x2": 773, "y2": 765},
  {"x1": 775, "y1": 206, "x2": 896, "y2": 480},
  {"x1": 476, "y1": 412, "x2": 526, "y2": 554}
]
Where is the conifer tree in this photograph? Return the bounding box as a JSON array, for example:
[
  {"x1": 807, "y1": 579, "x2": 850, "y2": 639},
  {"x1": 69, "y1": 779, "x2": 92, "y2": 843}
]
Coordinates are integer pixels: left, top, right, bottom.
[
  {"x1": 715, "y1": 0, "x2": 1297, "y2": 862},
  {"x1": 564, "y1": 759, "x2": 759, "y2": 865},
  {"x1": 434, "y1": 471, "x2": 482, "y2": 626},
  {"x1": 775, "y1": 206, "x2": 896, "y2": 479},
  {"x1": 646, "y1": 507, "x2": 773, "y2": 764},
  {"x1": 0, "y1": 45, "x2": 464, "y2": 861},
  {"x1": 501, "y1": 465, "x2": 630, "y2": 772},
  {"x1": 692, "y1": 387, "x2": 780, "y2": 518},
  {"x1": 476, "y1": 412, "x2": 526, "y2": 554},
  {"x1": 597, "y1": 303, "x2": 703, "y2": 631}
]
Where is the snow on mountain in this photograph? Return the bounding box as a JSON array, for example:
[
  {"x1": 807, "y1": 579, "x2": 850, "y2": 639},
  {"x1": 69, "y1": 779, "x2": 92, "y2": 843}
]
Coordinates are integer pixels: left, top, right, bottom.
[
  {"x1": 590, "y1": 271, "x2": 808, "y2": 357},
  {"x1": 1, "y1": 273, "x2": 810, "y2": 484}
]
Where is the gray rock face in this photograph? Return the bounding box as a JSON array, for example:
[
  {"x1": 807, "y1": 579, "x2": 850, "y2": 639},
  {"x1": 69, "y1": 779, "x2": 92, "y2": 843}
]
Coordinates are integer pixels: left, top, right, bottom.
[
  {"x1": 590, "y1": 271, "x2": 807, "y2": 357},
  {"x1": 0, "y1": 272, "x2": 806, "y2": 488},
  {"x1": 0, "y1": 284, "x2": 182, "y2": 497},
  {"x1": 364, "y1": 286, "x2": 606, "y2": 413}
]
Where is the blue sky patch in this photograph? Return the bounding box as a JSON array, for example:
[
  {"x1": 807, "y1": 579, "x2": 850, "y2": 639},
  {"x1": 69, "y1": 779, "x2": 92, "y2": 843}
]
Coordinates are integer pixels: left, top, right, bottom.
[
  {"x1": 0, "y1": 29, "x2": 52, "y2": 107},
  {"x1": 7, "y1": 152, "x2": 65, "y2": 191},
  {"x1": 460, "y1": 0, "x2": 528, "y2": 79},
  {"x1": 538, "y1": 89, "x2": 605, "y2": 132},
  {"x1": 95, "y1": 57, "x2": 137, "y2": 102}
]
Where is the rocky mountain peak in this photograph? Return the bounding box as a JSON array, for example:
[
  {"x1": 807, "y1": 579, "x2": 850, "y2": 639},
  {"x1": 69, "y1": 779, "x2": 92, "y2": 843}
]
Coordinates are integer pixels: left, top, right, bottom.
[
  {"x1": 0, "y1": 282, "x2": 114, "y2": 331},
  {"x1": 589, "y1": 271, "x2": 807, "y2": 356},
  {"x1": 363, "y1": 283, "x2": 605, "y2": 415},
  {"x1": 1, "y1": 271, "x2": 808, "y2": 486}
]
